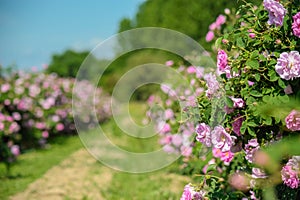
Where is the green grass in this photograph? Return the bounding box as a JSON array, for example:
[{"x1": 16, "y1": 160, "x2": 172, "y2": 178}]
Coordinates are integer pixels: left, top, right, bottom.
[
  {"x1": 102, "y1": 103, "x2": 160, "y2": 153},
  {"x1": 98, "y1": 102, "x2": 189, "y2": 199},
  {"x1": 0, "y1": 135, "x2": 83, "y2": 200},
  {"x1": 100, "y1": 164, "x2": 187, "y2": 200}
]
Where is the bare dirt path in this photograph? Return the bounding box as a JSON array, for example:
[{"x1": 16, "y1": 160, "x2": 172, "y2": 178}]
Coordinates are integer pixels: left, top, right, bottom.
[{"x1": 10, "y1": 148, "x2": 112, "y2": 200}]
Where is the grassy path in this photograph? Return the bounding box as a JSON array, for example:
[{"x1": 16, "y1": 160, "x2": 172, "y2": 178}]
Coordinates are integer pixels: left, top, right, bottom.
[
  {"x1": 11, "y1": 148, "x2": 112, "y2": 200},
  {"x1": 10, "y1": 146, "x2": 190, "y2": 200},
  {"x1": 4, "y1": 103, "x2": 190, "y2": 199},
  {"x1": 0, "y1": 136, "x2": 83, "y2": 200}
]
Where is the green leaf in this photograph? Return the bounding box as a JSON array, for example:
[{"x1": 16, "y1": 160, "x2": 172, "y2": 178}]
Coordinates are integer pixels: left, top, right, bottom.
[
  {"x1": 250, "y1": 50, "x2": 259, "y2": 59},
  {"x1": 264, "y1": 88, "x2": 274, "y2": 94},
  {"x1": 264, "y1": 35, "x2": 273, "y2": 42},
  {"x1": 259, "y1": 54, "x2": 267, "y2": 61},
  {"x1": 225, "y1": 97, "x2": 234, "y2": 108},
  {"x1": 247, "y1": 127, "x2": 256, "y2": 136},
  {"x1": 246, "y1": 59, "x2": 260, "y2": 69},
  {"x1": 250, "y1": 90, "x2": 263, "y2": 97},
  {"x1": 240, "y1": 121, "x2": 247, "y2": 134},
  {"x1": 270, "y1": 76, "x2": 278, "y2": 82},
  {"x1": 254, "y1": 73, "x2": 260, "y2": 81},
  {"x1": 215, "y1": 37, "x2": 223, "y2": 49},
  {"x1": 268, "y1": 70, "x2": 279, "y2": 82},
  {"x1": 246, "y1": 96, "x2": 256, "y2": 105},
  {"x1": 262, "y1": 95, "x2": 272, "y2": 103},
  {"x1": 236, "y1": 37, "x2": 245, "y2": 48},
  {"x1": 206, "y1": 164, "x2": 217, "y2": 173},
  {"x1": 265, "y1": 117, "x2": 272, "y2": 125},
  {"x1": 241, "y1": 88, "x2": 248, "y2": 97},
  {"x1": 269, "y1": 59, "x2": 277, "y2": 66},
  {"x1": 275, "y1": 117, "x2": 281, "y2": 123},
  {"x1": 247, "y1": 121, "x2": 257, "y2": 127},
  {"x1": 278, "y1": 79, "x2": 286, "y2": 89},
  {"x1": 278, "y1": 95, "x2": 289, "y2": 103}
]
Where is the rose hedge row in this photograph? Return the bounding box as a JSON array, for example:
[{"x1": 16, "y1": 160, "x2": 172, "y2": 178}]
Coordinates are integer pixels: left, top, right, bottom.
[{"x1": 0, "y1": 71, "x2": 111, "y2": 169}]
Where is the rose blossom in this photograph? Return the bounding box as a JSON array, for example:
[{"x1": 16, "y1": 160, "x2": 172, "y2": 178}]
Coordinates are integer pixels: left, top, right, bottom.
[
  {"x1": 164, "y1": 109, "x2": 174, "y2": 120},
  {"x1": 215, "y1": 15, "x2": 226, "y2": 26},
  {"x1": 36, "y1": 122, "x2": 46, "y2": 130},
  {"x1": 195, "y1": 123, "x2": 211, "y2": 147},
  {"x1": 281, "y1": 156, "x2": 300, "y2": 189},
  {"x1": 252, "y1": 168, "x2": 268, "y2": 179},
  {"x1": 250, "y1": 191, "x2": 259, "y2": 200},
  {"x1": 204, "y1": 73, "x2": 219, "y2": 98},
  {"x1": 165, "y1": 60, "x2": 174, "y2": 67},
  {"x1": 292, "y1": 12, "x2": 300, "y2": 38},
  {"x1": 232, "y1": 115, "x2": 244, "y2": 136},
  {"x1": 180, "y1": 184, "x2": 192, "y2": 200},
  {"x1": 285, "y1": 110, "x2": 300, "y2": 131},
  {"x1": 249, "y1": 33, "x2": 256, "y2": 38},
  {"x1": 222, "y1": 39, "x2": 229, "y2": 44},
  {"x1": 224, "y1": 8, "x2": 230, "y2": 15},
  {"x1": 231, "y1": 97, "x2": 245, "y2": 108},
  {"x1": 11, "y1": 145, "x2": 20, "y2": 156},
  {"x1": 217, "y1": 50, "x2": 228, "y2": 72},
  {"x1": 220, "y1": 150, "x2": 234, "y2": 165},
  {"x1": 159, "y1": 123, "x2": 171, "y2": 134},
  {"x1": 211, "y1": 125, "x2": 234, "y2": 152},
  {"x1": 42, "y1": 131, "x2": 49, "y2": 138},
  {"x1": 180, "y1": 146, "x2": 193, "y2": 157},
  {"x1": 56, "y1": 123, "x2": 64, "y2": 131},
  {"x1": 284, "y1": 84, "x2": 293, "y2": 94},
  {"x1": 1, "y1": 83, "x2": 10, "y2": 93},
  {"x1": 263, "y1": 0, "x2": 286, "y2": 27},
  {"x1": 172, "y1": 134, "x2": 183, "y2": 147},
  {"x1": 275, "y1": 51, "x2": 300, "y2": 80},
  {"x1": 245, "y1": 139, "x2": 259, "y2": 163},
  {"x1": 9, "y1": 122, "x2": 20, "y2": 133},
  {"x1": 205, "y1": 31, "x2": 214, "y2": 42},
  {"x1": 180, "y1": 184, "x2": 205, "y2": 200},
  {"x1": 212, "y1": 148, "x2": 223, "y2": 158},
  {"x1": 160, "y1": 134, "x2": 172, "y2": 145},
  {"x1": 209, "y1": 22, "x2": 217, "y2": 31},
  {"x1": 163, "y1": 144, "x2": 175, "y2": 154},
  {"x1": 248, "y1": 80, "x2": 255, "y2": 86},
  {"x1": 187, "y1": 66, "x2": 197, "y2": 74},
  {"x1": 12, "y1": 112, "x2": 21, "y2": 121}
]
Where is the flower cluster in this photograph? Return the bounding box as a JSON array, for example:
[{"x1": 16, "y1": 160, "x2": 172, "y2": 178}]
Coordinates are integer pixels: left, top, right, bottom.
[
  {"x1": 206, "y1": 14, "x2": 227, "y2": 42},
  {"x1": 147, "y1": 59, "x2": 208, "y2": 159}
]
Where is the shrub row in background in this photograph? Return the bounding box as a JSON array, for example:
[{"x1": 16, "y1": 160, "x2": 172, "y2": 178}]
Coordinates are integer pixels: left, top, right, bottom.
[{"x1": 0, "y1": 71, "x2": 111, "y2": 171}]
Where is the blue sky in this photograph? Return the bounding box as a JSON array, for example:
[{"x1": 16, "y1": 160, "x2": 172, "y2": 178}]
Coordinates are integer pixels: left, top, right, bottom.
[{"x1": 0, "y1": 0, "x2": 144, "y2": 70}]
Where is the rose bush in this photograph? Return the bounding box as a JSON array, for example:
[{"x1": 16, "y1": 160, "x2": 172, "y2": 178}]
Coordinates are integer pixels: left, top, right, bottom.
[
  {"x1": 0, "y1": 71, "x2": 111, "y2": 172},
  {"x1": 148, "y1": 0, "x2": 300, "y2": 199},
  {"x1": 146, "y1": 59, "x2": 207, "y2": 160}
]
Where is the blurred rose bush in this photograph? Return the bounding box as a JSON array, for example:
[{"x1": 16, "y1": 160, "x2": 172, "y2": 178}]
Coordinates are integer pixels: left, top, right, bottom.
[{"x1": 0, "y1": 71, "x2": 111, "y2": 171}]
